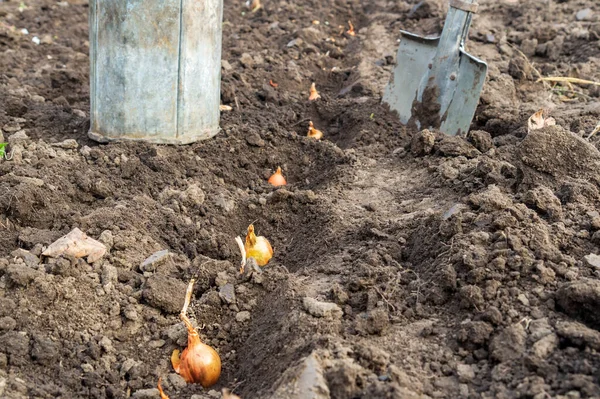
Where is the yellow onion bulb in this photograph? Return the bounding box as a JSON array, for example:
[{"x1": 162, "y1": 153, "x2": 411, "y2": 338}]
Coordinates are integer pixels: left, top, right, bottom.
[
  {"x1": 171, "y1": 301, "x2": 222, "y2": 387},
  {"x1": 245, "y1": 224, "x2": 273, "y2": 266}
]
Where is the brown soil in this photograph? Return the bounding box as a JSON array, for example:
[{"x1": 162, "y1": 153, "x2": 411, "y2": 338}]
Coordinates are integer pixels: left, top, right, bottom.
[{"x1": 1, "y1": 0, "x2": 600, "y2": 398}]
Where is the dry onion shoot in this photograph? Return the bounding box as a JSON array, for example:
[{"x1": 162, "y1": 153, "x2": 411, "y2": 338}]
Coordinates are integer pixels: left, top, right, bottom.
[
  {"x1": 171, "y1": 279, "x2": 222, "y2": 388},
  {"x1": 157, "y1": 378, "x2": 170, "y2": 399}
]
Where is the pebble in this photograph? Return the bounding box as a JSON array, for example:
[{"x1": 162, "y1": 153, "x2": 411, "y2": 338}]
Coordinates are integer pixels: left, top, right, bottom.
[
  {"x1": 584, "y1": 254, "x2": 600, "y2": 269},
  {"x1": 219, "y1": 283, "x2": 236, "y2": 304},
  {"x1": 10, "y1": 249, "x2": 39, "y2": 269},
  {"x1": 576, "y1": 8, "x2": 593, "y2": 21},
  {"x1": 235, "y1": 311, "x2": 251, "y2": 322},
  {"x1": 167, "y1": 373, "x2": 187, "y2": 390},
  {"x1": 72, "y1": 109, "x2": 86, "y2": 118},
  {"x1": 131, "y1": 388, "x2": 160, "y2": 398},
  {"x1": 140, "y1": 250, "x2": 170, "y2": 272}
]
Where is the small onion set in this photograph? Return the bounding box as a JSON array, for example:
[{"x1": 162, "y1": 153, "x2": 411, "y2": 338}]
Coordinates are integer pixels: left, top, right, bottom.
[
  {"x1": 268, "y1": 167, "x2": 287, "y2": 187},
  {"x1": 171, "y1": 279, "x2": 222, "y2": 388}
]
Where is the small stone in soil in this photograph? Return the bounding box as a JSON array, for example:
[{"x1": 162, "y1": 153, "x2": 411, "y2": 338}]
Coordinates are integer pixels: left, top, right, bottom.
[
  {"x1": 140, "y1": 250, "x2": 170, "y2": 272},
  {"x1": 131, "y1": 388, "x2": 160, "y2": 398},
  {"x1": 219, "y1": 283, "x2": 236, "y2": 305},
  {"x1": 576, "y1": 8, "x2": 593, "y2": 21},
  {"x1": 10, "y1": 249, "x2": 39, "y2": 269},
  {"x1": 584, "y1": 254, "x2": 600, "y2": 269}
]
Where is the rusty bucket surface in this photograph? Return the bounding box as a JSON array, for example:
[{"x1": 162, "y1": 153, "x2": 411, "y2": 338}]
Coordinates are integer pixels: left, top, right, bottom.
[{"x1": 89, "y1": 0, "x2": 223, "y2": 144}]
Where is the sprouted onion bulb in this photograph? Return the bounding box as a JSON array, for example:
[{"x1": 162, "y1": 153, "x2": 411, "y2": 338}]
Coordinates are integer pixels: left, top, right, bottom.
[
  {"x1": 171, "y1": 279, "x2": 222, "y2": 388},
  {"x1": 245, "y1": 224, "x2": 273, "y2": 267},
  {"x1": 268, "y1": 167, "x2": 287, "y2": 186},
  {"x1": 307, "y1": 121, "x2": 323, "y2": 140},
  {"x1": 309, "y1": 82, "x2": 321, "y2": 101}
]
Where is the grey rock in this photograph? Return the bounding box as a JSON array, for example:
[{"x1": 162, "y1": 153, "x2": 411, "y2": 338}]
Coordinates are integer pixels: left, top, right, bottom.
[
  {"x1": 5, "y1": 264, "x2": 41, "y2": 287},
  {"x1": 98, "y1": 230, "x2": 114, "y2": 250},
  {"x1": 576, "y1": 8, "x2": 593, "y2": 21},
  {"x1": 180, "y1": 184, "x2": 205, "y2": 207},
  {"x1": 101, "y1": 263, "x2": 118, "y2": 285},
  {"x1": 219, "y1": 283, "x2": 236, "y2": 305},
  {"x1": 131, "y1": 388, "x2": 161, "y2": 398},
  {"x1": 215, "y1": 194, "x2": 235, "y2": 213},
  {"x1": 140, "y1": 250, "x2": 171, "y2": 273},
  {"x1": 10, "y1": 249, "x2": 39, "y2": 268},
  {"x1": 123, "y1": 305, "x2": 139, "y2": 321},
  {"x1": 584, "y1": 254, "x2": 600, "y2": 269},
  {"x1": 436, "y1": 135, "x2": 481, "y2": 158},
  {"x1": 167, "y1": 373, "x2": 187, "y2": 390}
]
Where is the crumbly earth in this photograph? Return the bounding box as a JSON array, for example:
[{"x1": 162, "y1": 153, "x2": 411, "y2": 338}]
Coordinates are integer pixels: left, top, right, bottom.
[{"x1": 1, "y1": 0, "x2": 600, "y2": 398}]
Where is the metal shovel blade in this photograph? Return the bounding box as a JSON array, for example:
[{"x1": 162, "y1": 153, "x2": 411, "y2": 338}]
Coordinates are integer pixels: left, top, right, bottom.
[{"x1": 383, "y1": 0, "x2": 487, "y2": 136}]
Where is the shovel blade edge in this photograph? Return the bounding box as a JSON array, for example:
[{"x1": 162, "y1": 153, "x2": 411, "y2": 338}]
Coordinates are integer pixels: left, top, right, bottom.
[
  {"x1": 383, "y1": 31, "x2": 488, "y2": 136},
  {"x1": 382, "y1": 31, "x2": 439, "y2": 126}
]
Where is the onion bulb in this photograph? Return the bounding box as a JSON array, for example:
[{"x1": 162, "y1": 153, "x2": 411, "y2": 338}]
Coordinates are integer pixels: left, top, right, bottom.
[
  {"x1": 268, "y1": 167, "x2": 287, "y2": 186},
  {"x1": 309, "y1": 82, "x2": 321, "y2": 101},
  {"x1": 157, "y1": 378, "x2": 170, "y2": 399},
  {"x1": 171, "y1": 279, "x2": 222, "y2": 388},
  {"x1": 307, "y1": 121, "x2": 323, "y2": 140},
  {"x1": 245, "y1": 224, "x2": 273, "y2": 267}
]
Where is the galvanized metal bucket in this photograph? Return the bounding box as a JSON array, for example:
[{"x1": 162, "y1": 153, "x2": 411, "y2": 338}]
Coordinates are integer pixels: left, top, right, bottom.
[{"x1": 89, "y1": 0, "x2": 223, "y2": 144}]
